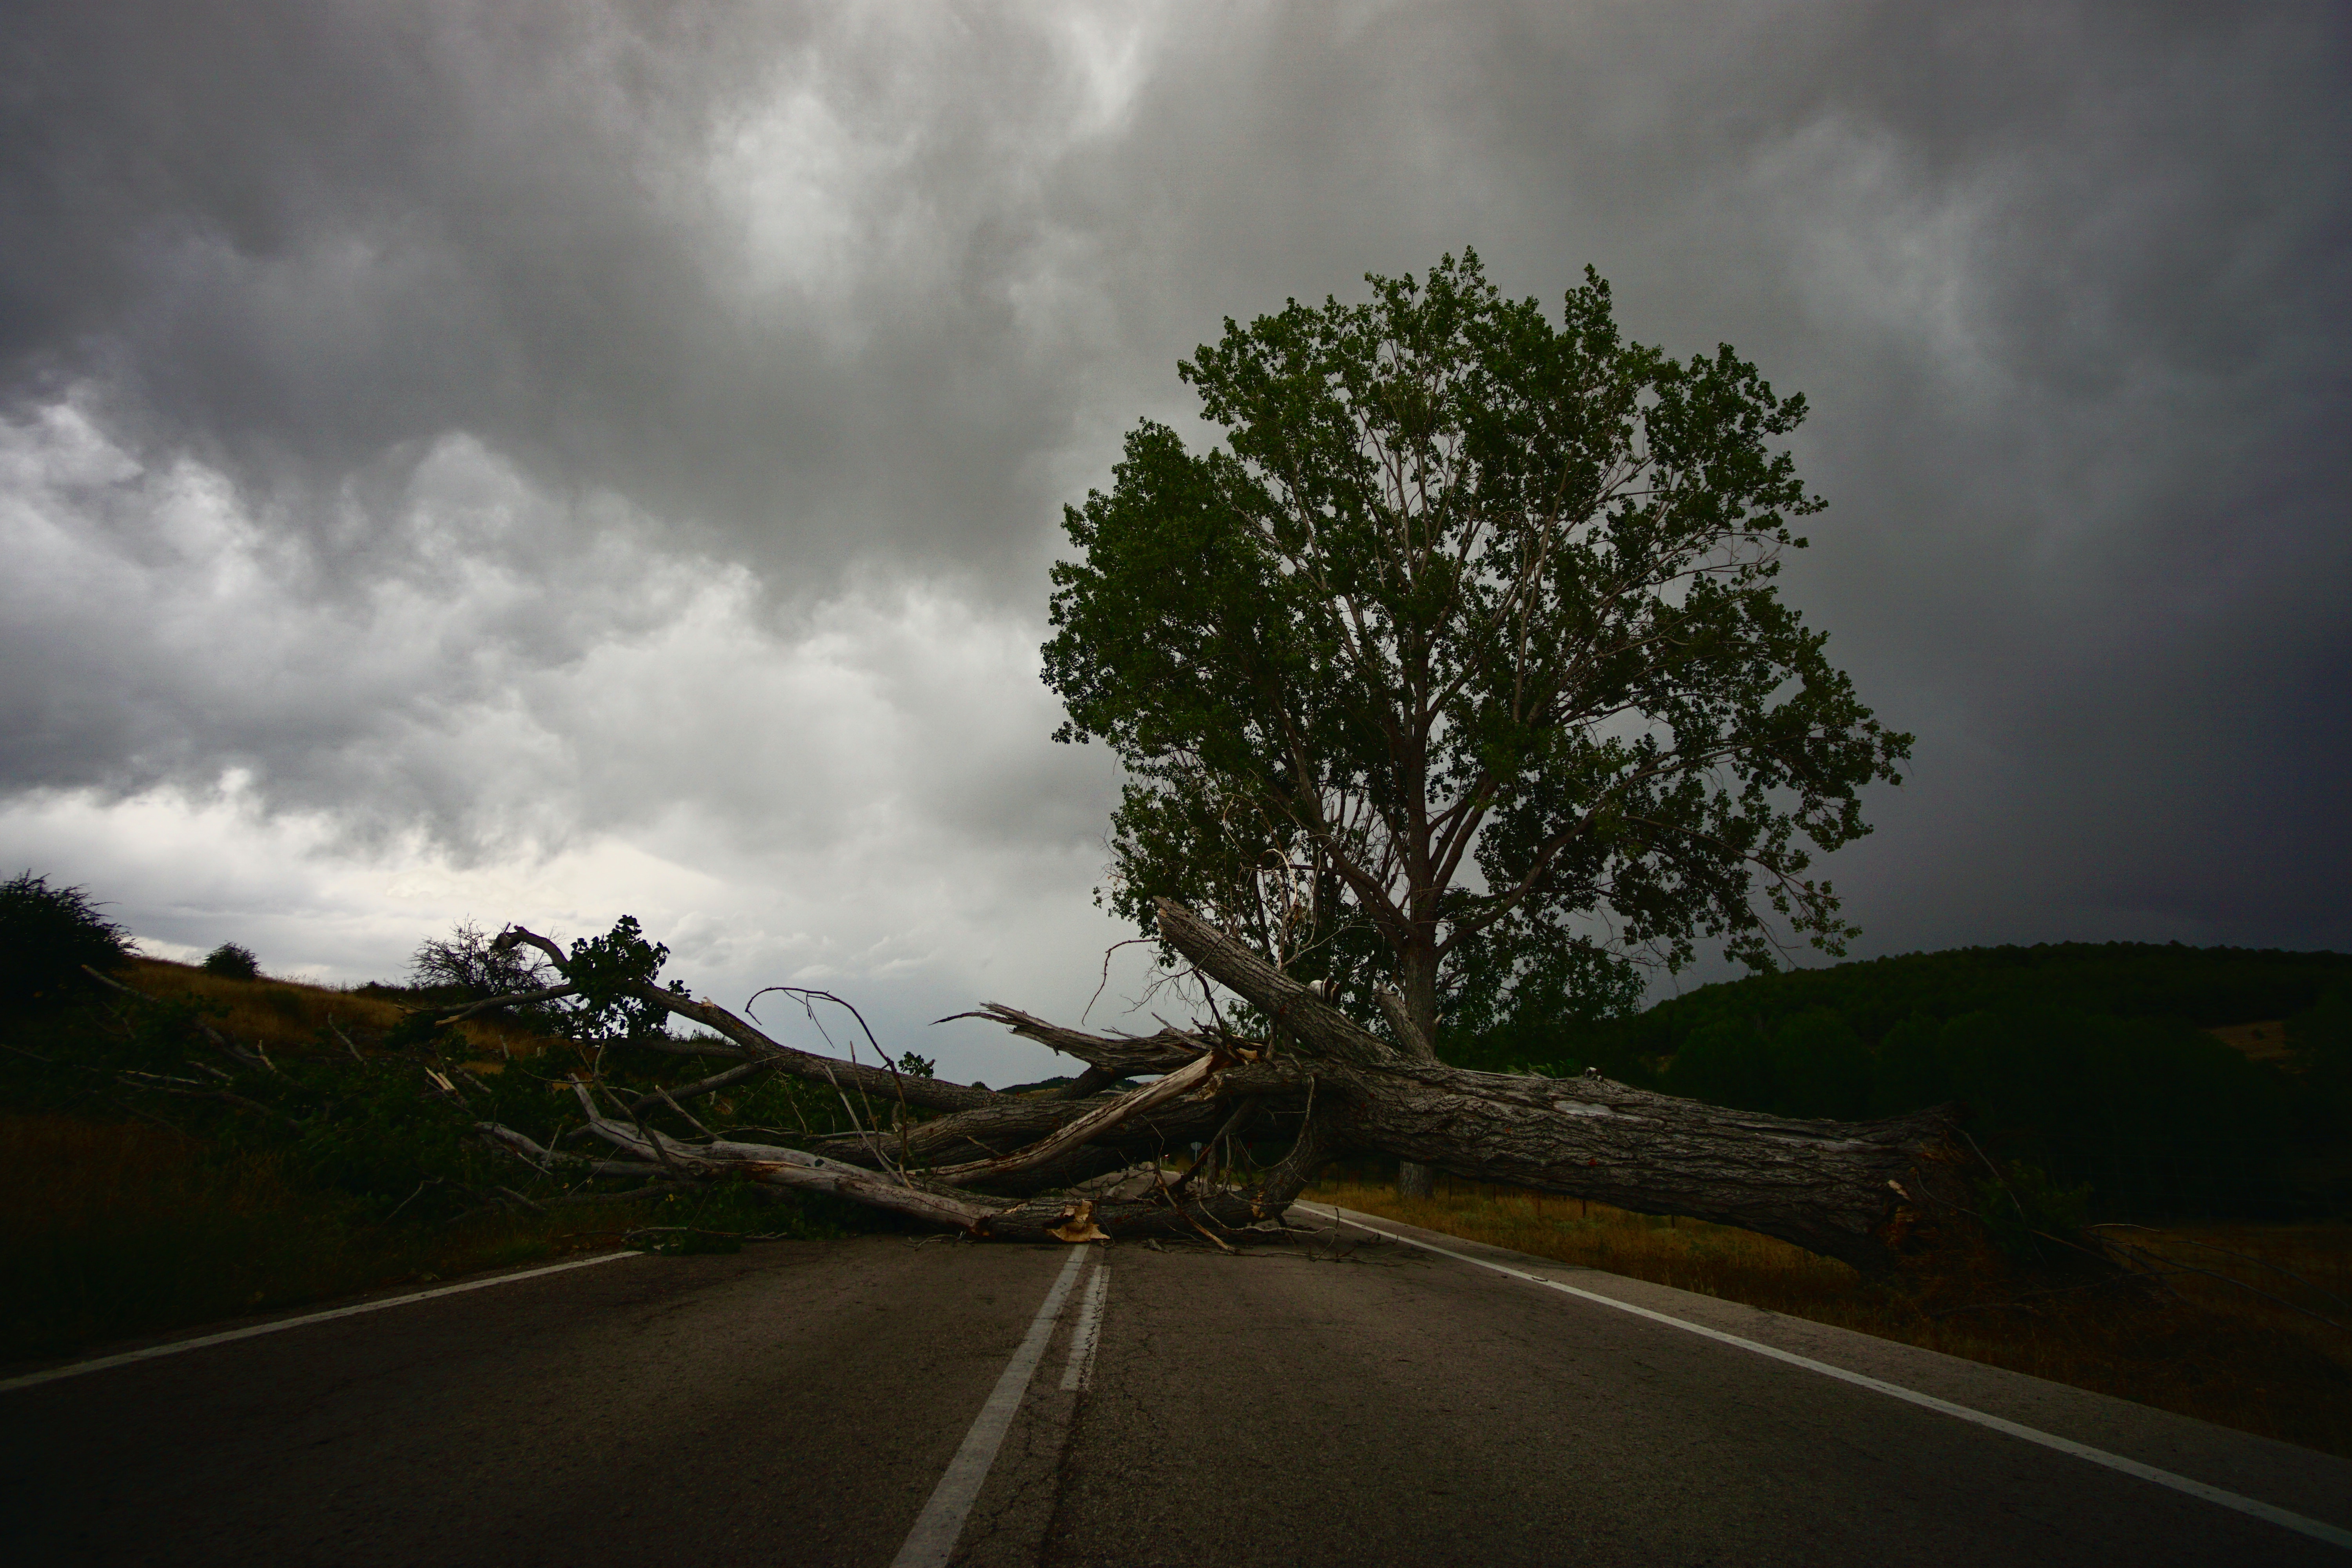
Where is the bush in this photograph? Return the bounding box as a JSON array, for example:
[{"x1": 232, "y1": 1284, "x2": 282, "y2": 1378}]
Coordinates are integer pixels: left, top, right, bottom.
[
  {"x1": 408, "y1": 918, "x2": 554, "y2": 1004},
  {"x1": 0, "y1": 871, "x2": 131, "y2": 1010},
  {"x1": 1975, "y1": 1160, "x2": 2093, "y2": 1263},
  {"x1": 2291, "y1": 987, "x2": 2352, "y2": 1134},
  {"x1": 201, "y1": 943, "x2": 261, "y2": 980}
]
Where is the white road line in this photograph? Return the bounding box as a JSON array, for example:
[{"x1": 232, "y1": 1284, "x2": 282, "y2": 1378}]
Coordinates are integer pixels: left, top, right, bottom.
[
  {"x1": 1332, "y1": 1211, "x2": 2352, "y2": 1552},
  {"x1": 0, "y1": 1250, "x2": 644, "y2": 1395},
  {"x1": 1059, "y1": 1261, "x2": 1108, "y2": 1391},
  {"x1": 892, "y1": 1246, "x2": 1094, "y2": 1568}
]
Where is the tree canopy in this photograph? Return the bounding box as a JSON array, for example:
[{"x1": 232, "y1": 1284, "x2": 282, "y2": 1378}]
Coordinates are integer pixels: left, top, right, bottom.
[{"x1": 1044, "y1": 250, "x2": 1910, "y2": 1053}]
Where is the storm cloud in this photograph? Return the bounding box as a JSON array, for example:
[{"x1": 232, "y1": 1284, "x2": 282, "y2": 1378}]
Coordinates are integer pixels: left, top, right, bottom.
[{"x1": 3, "y1": 2, "x2": 2345, "y2": 1079}]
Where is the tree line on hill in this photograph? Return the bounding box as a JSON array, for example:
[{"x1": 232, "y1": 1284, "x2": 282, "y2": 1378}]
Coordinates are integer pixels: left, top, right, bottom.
[{"x1": 1453, "y1": 942, "x2": 2352, "y2": 1220}]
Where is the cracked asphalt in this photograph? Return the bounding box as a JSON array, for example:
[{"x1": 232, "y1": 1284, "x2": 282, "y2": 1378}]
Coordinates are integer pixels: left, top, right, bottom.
[{"x1": 2, "y1": 1217, "x2": 2344, "y2": 1567}]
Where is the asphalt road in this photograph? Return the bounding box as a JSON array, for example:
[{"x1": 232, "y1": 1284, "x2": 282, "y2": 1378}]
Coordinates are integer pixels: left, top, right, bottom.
[{"x1": 3, "y1": 1210, "x2": 2345, "y2": 1567}]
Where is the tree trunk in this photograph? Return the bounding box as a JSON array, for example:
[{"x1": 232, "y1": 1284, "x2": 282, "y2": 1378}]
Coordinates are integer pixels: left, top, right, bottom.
[
  {"x1": 461, "y1": 904, "x2": 1981, "y2": 1272},
  {"x1": 1378, "y1": 977, "x2": 1443, "y2": 1203},
  {"x1": 1147, "y1": 900, "x2": 1975, "y2": 1270}
]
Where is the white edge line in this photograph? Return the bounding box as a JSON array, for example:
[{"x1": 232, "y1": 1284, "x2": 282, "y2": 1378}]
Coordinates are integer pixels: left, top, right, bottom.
[
  {"x1": 0, "y1": 1249, "x2": 644, "y2": 1395},
  {"x1": 1060, "y1": 1261, "x2": 1109, "y2": 1392},
  {"x1": 1332, "y1": 1212, "x2": 2352, "y2": 1552},
  {"x1": 893, "y1": 1246, "x2": 1094, "y2": 1568}
]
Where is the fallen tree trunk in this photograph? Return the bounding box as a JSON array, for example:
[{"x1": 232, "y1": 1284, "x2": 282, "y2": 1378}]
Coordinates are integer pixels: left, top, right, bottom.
[
  {"x1": 1144, "y1": 900, "x2": 1976, "y2": 1269},
  {"x1": 1289, "y1": 1062, "x2": 1964, "y2": 1265},
  {"x1": 458, "y1": 902, "x2": 1977, "y2": 1270}
]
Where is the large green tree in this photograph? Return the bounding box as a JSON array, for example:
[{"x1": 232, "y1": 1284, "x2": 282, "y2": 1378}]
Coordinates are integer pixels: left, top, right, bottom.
[{"x1": 1045, "y1": 251, "x2": 1909, "y2": 1061}]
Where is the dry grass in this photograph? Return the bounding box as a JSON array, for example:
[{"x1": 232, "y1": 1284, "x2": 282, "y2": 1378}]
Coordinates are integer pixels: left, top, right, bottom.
[
  {"x1": 1307, "y1": 1176, "x2": 2352, "y2": 1458},
  {"x1": 2095, "y1": 1219, "x2": 2352, "y2": 1346},
  {"x1": 2205, "y1": 1019, "x2": 2296, "y2": 1067},
  {"x1": 121, "y1": 957, "x2": 548, "y2": 1063},
  {"x1": 0, "y1": 1112, "x2": 645, "y2": 1365}
]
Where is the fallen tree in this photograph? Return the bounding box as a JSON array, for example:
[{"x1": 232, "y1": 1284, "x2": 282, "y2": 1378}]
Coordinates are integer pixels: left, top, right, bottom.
[{"x1": 462, "y1": 901, "x2": 1976, "y2": 1270}]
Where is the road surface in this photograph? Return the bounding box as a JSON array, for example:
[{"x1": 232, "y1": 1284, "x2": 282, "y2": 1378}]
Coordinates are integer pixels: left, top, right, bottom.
[{"x1": 2, "y1": 1208, "x2": 2344, "y2": 1566}]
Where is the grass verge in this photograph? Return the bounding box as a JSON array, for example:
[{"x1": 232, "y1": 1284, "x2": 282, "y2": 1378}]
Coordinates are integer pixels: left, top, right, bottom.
[
  {"x1": 1306, "y1": 1176, "x2": 2352, "y2": 1459},
  {"x1": 0, "y1": 1112, "x2": 857, "y2": 1366}
]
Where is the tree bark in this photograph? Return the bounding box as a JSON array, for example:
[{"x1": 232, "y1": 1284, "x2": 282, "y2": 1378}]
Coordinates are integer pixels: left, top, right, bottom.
[{"x1": 1377, "y1": 985, "x2": 1442, "y2": 1200}]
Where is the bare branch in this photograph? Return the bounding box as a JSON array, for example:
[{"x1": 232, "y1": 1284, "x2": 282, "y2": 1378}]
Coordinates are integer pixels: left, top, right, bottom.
[
  {"x1": 940, "y1": 1004, "x2": 1209, "y2": 1076},
  {"x1": 423, "y1": 983, "x2": 579, "y2": 1025},
  {"x1": 926, "y1": 1050, "x2": 1226, "y2": 1187}
]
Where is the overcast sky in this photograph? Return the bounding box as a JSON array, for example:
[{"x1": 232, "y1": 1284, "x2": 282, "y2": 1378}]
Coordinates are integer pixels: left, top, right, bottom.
[{"x1": 4, "y1": 2, "x2": 2346, "y2": 1083}]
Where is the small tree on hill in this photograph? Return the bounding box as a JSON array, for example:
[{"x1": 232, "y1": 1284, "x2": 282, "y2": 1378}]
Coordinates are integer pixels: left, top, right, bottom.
[
  {"x1": 201, "y1": 943, "x2": 260, "y2": 980},
  {"x1": 410, "y1": 918, "x2": 555, "y2": 1003}
]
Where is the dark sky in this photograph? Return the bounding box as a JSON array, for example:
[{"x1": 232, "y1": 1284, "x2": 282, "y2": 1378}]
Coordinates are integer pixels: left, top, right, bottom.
[{"x1": 4, "y1": 2, "x2": 2345, "y2": 1082}]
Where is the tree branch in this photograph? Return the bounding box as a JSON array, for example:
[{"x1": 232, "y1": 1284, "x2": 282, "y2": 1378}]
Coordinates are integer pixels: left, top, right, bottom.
[{"x1": 1152, "y1": 899, "x2": 1402, "y2": 1067}]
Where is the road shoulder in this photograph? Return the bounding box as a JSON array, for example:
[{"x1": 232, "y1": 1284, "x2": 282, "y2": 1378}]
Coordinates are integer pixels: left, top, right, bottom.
[{"x1": 1297, "y1": 1201, "x2": 2352, "y2": 1536}]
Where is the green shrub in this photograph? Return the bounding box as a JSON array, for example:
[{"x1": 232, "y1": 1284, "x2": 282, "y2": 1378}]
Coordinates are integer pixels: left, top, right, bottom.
[
  {"x1": 202, "y1": 942, "x2": 260, "y2": 980},
  {"x1": 0, "y1": 871, "x2": 131, "y2": 1010},
  {"x1": 2292, "y1": 987, "x2": 2352, "y2": 1140},
  {"x1": 1975, "y1": 1160, "x2": 2092, "y2": 1263}
]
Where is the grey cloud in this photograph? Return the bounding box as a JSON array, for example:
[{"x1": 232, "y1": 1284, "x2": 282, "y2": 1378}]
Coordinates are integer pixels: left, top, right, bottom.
[
  {"x1": 0, "y1": 414, "x2": 1123, "y2": 857},
  {"x1": 2, "y1": 2, "x2": 1122, "y2": 592}
]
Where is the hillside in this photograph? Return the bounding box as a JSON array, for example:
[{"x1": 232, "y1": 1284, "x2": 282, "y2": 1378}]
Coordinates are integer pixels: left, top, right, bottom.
[
  {"x1": 1452, "y1": 942, "x2": 2352, "y2": 1220},
  {"x1": 115, "y1": 957, "x2": 552, "y2": 1063},
  {"x1": 1631, "y1": 941, "x2": 2350, "y2": 1049}
]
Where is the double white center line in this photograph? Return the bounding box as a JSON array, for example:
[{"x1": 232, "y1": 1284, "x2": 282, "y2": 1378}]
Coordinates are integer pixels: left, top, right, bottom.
[{"x1": 891, "y1": 1248, "x2": 1109, "y2": 1568}]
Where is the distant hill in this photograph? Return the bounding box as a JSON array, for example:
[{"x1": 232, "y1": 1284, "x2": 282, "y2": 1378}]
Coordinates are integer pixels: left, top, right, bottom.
[
  {"x1": 1448, "y1": 942, "x2": 2352, "y2": 1220},
  {"x1": 1656, "y1": 940, "x2": 2345, "y2": 1040},
  {"x1": 1455, "y1": 941, "x2": 2352, "y2": 1075}
]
